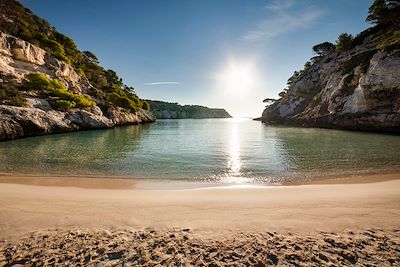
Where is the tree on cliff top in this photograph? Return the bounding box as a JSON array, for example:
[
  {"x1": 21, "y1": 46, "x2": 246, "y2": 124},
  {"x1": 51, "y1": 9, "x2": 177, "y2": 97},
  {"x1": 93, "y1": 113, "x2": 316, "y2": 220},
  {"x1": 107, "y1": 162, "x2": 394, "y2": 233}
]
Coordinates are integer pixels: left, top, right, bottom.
[
  {"x1": 263, "y1": 98, "x2": 277, "y2": 107},
  {"x1": 367, "y1": 0, "x2": 400, "y2": 25},
  {"x1": 312, "y1": 42, "x2": 335, "y2": 56}
]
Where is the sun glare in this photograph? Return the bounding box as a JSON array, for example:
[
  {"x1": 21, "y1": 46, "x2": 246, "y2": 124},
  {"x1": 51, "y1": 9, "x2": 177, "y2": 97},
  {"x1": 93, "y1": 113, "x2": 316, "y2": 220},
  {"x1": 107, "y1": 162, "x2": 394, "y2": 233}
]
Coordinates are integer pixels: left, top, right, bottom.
[{"x1": 218, "y1": 59, "x2": 257, "y2": 95}]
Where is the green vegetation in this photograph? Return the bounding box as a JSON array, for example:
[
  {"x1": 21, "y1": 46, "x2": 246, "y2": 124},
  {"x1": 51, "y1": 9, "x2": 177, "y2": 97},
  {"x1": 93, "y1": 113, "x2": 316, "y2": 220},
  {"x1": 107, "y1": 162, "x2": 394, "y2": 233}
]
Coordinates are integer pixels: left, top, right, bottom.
[
  {"x1": 21, "y1": 72, "x2": 65, "y2": 92},
  {"x1": 278, "y1": 91, "x2": 288, "y2": 98},
  {"x1": 263, "y1": 98, "x2": 277, "y2": 104},
  {"x1": 142, "y1": 101, "x2": 151, "y2": 111},
  {"x1": 335, "y1": 33, "x2": 354, "y2": 53},
  {"x1": 146, "y1": 101, "x2": 183, "y2": 112},
  {"x1": 0, "y1": 89, "x2": 26, "y2": 107},
  {"x1": 312, "y1": 42, "x2": 334, "y2": 56},
  {"x1": 146, "y1": 100, "x2": 231, "y2": 119},
  {"x1": 22, "y1": 73, "x2": 95, "y2": 108},
  {"x1": 261, "y1": 0, "x2": 400, "y2": 117},
  {"x1": 0, "y1": 0, "x2": 148, "y2": 113},
  {"x1": 51, "y1": 100, "x2": 76, "y2": 111},
  {"x1": 105, "y1": 83, "x2": 146, "y2": 112},
  {"x1": 263, "y1": 98, "x2": 277, "y2": 108},
  {"x1": 10, "y1": 13, "x2": 81, "y2": 65},
  {"x1": 332, "y1": 1, "x2": 399, "y2": 56},
  {"x1": 76, "y1": 68, "x2": 85, "y2": 76},
  {"x1": 367, "y1": 0, "x2": 400, "y2": 26},
  {"x1": 0, "y1": 75, "x2": 27, "y2": 107},
  {"x1": 107, "y1": 92, "x2": 139, "y2": 112},
  {"x1": 366, "y1": 0, "x2": 399, "y2": 55},
  {"x1": 57, "y1": 91, "x2": 94, "y2": 108},
  {"x1": 277, "y1": 0, "x2": 399, "y2": 103},
  {"x1": 376, "y1": 29, "x2": 400, "y2": 56}
]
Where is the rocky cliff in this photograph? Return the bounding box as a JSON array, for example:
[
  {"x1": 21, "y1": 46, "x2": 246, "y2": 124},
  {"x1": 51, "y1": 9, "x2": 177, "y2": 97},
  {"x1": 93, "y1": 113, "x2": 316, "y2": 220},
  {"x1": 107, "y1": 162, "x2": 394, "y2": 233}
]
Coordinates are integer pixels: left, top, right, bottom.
[
  {"x1": 147, "y1": 100, "x2": 232, "y2": 119},
  {"x1": 0, "y1": 33, "x2": 154, "y2": 141},
  {"x1": 0, "y1": 1, "x2": 155, "y2": 141},
  {"x1": 261, "y1": 15, "x2": 400, "y2": 132}
]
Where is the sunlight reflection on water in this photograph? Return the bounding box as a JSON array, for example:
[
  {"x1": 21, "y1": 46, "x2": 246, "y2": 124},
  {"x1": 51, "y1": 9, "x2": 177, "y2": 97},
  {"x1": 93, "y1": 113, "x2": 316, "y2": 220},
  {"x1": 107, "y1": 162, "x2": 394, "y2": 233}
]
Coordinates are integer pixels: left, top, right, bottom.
[
  {"x1": 1, "y1": 118, "x2": 400, "y2": 184},
  {"x1": 227, "y1": 123, "x2": 241, "y2": 175}
]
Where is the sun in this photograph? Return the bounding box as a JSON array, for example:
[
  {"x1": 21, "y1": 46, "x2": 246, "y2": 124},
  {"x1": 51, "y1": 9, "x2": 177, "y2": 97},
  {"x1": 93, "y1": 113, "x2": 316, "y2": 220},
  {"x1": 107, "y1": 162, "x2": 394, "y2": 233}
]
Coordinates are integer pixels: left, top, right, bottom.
[{"x1": 218, "y1": 59, "x2": 257, "y2": 95}]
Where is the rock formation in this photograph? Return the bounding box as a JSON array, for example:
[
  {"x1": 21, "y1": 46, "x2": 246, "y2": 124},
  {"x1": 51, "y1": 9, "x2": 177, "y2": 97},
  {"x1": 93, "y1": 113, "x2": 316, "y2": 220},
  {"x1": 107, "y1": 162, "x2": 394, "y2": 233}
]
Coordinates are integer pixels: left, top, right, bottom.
[
  {"x1": 261, "y1": 25, "x2": 400, "y2": 132},
  {"x1": 0, "y1": 0, "x2": 157, "y2": 141},
  {"x1": 0, "y1": 32, "x2": 155, "y2": 141}
]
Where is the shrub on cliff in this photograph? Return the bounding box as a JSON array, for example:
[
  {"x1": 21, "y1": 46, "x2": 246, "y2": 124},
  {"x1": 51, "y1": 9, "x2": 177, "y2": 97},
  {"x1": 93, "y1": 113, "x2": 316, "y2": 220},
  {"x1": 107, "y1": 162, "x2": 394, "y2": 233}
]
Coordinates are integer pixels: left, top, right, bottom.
[
  {"x1": 0, "y1": 75, "x2": 27, "y2": 107},
  {"x1": 107, "y1": 92, "x2": 139, "y2": 112},
  {"x1": 22, "y1": 73, "x2": 95, "y2": 108},
  {"x1": 22, "y1": 72, "x2": 65, "y2": 92},
  {"x1": 335, "y1": 33, "x2": 354, "y2": 53},
  {"x1": 142, "y1": 101, "x2": 151, "y2": 111},
  {"x1": 0, "y1": 89, "x2": 26, "y2": 107},
  {"x1": 51, "y1": 100, "x2": 76, "y2": 111},
  {"x1": 56, "y1": 91, "x2": 94, "y2": 108},
  {"x1": 312, "y1": 42, "x2": 335, "y2": 56},
  {"x1": 376, "y1": 29, "x2": 400, "y2": 56}
]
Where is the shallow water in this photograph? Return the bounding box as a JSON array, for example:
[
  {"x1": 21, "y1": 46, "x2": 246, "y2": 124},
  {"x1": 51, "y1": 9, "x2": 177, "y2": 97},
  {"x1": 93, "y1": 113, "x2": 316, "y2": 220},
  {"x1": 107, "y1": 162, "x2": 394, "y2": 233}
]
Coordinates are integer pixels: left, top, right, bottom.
[{"x1": 1, "y1": 118, "x2": 400, "y2": 184}]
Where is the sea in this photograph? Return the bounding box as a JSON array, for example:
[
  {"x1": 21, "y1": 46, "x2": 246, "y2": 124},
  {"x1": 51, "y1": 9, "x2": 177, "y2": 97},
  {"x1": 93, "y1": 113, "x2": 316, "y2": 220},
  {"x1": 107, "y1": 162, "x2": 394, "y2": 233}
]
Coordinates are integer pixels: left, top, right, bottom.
[{"x1": 1, "y1": 118, "x2": 399, "y2": 185}]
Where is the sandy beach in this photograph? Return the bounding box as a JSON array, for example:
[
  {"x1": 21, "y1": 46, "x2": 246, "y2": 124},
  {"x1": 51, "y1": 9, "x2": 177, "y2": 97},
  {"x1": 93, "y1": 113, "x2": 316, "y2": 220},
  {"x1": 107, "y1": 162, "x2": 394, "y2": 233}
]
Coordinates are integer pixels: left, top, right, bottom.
[{"x1": 0, "y1": 174, "x2": 400, "y2": 266}]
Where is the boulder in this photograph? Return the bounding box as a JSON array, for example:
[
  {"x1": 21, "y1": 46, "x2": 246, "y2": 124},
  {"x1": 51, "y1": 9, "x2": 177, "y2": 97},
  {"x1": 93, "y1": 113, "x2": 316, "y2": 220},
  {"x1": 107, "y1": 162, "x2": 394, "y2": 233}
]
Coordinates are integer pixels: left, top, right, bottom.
[
  {"x1": 0, "y1": 105, "x2": 77, "y2": 140},
  {"x1": 65, "y1": 109, "x2": 113, "y2": 129}
]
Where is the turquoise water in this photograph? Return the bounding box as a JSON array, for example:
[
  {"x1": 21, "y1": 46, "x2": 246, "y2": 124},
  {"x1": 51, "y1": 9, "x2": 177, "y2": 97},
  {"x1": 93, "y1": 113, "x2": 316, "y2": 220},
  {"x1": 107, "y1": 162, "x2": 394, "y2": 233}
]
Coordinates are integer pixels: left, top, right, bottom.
[{"x1": 1, "y1": 118, "x2": 400, "y2": 184}]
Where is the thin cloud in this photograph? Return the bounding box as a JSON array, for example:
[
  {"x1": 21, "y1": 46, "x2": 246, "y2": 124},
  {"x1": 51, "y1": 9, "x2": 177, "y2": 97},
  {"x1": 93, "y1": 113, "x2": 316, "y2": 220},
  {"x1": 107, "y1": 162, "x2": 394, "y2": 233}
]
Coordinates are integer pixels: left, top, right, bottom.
[
  {"x1": 144, "y1": 81, "x2": 180, "y2": 86},
  {"x1": 264, "y1": 0, "x2": 294, "y2": 12},
  {"x1": 243, "y1": 1, "x2": 325, "y2": 42}
]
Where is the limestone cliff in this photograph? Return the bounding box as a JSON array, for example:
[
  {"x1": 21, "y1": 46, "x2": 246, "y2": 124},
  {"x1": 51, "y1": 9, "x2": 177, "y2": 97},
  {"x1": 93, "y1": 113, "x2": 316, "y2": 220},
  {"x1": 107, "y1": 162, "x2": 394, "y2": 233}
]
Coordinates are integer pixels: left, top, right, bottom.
[
  {"x1": 261, "y1": 24, "x2": 400, "y2": 132},
  {"x1": 147, "y1": 100, "x2": 232, "y2": 119},
  {"x1": 0, "y1": 0, "x2": 156, "y2": 141},
  {"x1": 0, "y1": 33, "x2": 155, "y2": 141}
]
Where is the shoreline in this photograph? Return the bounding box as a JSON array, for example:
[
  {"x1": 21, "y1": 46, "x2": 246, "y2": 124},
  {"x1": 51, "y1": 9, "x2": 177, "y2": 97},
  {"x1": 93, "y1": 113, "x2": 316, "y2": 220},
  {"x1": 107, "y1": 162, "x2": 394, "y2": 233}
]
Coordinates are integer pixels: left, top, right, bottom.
[{"x1": 0, "y1": 171, "x2": 399, "y2": 190}]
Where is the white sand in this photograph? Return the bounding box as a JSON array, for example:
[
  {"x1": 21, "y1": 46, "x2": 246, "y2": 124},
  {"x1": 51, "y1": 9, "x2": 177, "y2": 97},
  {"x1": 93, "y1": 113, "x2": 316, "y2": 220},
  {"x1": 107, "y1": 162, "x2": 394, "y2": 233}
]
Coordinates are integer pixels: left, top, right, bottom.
[
  {"x1": 0, "y1": 175, "x2": 399, "y2": 240},
  {"x1": 1, "y1": 174, "x2": 399, "y2": 265}
]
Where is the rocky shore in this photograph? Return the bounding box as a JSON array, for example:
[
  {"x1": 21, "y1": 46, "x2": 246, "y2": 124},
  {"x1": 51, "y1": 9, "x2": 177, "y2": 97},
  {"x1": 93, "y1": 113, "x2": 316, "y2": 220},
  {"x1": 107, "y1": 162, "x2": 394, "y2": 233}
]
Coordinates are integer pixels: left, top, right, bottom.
[
  {"x1": 1, "y1": 228, "x2": 399, "y2": 266},
  {"x1": 0, "y1": 104, "x2": 154, "y2": 141}
]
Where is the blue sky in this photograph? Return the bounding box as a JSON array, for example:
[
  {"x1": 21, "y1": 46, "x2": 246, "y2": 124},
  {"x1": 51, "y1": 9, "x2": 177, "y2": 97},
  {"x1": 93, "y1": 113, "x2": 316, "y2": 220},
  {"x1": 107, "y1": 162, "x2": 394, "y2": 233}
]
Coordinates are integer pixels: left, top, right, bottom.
[{"x1": 21, "y1": 0, "x2": 372, "y2": 117}]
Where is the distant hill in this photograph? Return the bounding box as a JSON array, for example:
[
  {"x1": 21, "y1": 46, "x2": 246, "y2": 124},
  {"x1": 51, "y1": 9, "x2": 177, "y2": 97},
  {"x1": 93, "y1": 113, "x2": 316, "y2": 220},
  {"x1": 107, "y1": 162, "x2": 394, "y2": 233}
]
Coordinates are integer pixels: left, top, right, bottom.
[{"x1": 147, "y1": 100, "x2": 232, "y2": 119}]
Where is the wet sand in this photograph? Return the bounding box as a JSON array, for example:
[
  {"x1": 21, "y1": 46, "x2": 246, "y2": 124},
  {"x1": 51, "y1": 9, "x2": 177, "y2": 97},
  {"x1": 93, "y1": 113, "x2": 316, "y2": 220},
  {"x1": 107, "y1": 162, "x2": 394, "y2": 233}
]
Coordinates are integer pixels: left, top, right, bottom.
[{"x1": 0, "y1": 174, "x2": 399, "y2": 266}]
